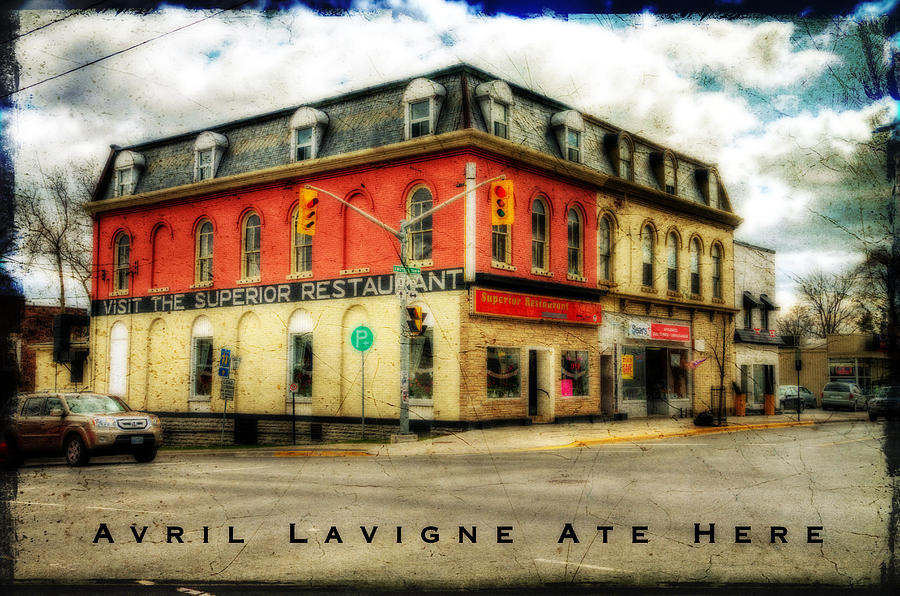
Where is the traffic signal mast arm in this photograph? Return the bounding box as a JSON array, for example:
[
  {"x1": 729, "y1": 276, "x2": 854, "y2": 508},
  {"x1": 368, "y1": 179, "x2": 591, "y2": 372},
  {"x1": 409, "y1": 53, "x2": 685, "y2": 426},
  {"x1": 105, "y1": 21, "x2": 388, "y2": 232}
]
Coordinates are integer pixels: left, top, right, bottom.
[{"x1": 304, "y1": 173, "x2": 507, "y2": 240}]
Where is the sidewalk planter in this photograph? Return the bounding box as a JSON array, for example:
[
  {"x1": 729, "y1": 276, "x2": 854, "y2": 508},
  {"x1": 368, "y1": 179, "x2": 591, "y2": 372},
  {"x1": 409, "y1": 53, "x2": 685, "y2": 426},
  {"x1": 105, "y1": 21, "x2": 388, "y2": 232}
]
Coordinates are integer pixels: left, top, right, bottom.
[
  {"x1": 764, "y1": 393, "x2": 775, "y2": 416},
  {"x1": 734, "y1": 393, "x2": 746, "y2": 416}
]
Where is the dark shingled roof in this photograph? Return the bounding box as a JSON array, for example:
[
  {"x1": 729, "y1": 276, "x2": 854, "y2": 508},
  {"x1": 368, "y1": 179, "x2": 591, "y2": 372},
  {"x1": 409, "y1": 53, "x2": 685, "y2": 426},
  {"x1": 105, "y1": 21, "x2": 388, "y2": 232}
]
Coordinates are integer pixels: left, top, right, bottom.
[{"x1": 96, "y1": 63, "x2": 731, "y2": 213}]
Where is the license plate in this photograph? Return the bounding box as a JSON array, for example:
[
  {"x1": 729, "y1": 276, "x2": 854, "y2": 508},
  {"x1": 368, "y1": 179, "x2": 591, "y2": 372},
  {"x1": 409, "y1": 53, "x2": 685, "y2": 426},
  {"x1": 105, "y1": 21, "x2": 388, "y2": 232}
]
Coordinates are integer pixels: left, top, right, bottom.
[{"x1": 130, "y1": 436, "x2": 144, "y2": 445}]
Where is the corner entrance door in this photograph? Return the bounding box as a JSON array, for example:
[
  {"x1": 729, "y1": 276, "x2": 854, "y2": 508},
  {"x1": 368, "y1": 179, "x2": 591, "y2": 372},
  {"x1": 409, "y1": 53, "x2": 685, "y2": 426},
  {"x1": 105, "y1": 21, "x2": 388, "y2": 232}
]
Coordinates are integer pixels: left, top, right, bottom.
[{"x1": 528, "y1": 350, "x2": 538, "y2": 416}]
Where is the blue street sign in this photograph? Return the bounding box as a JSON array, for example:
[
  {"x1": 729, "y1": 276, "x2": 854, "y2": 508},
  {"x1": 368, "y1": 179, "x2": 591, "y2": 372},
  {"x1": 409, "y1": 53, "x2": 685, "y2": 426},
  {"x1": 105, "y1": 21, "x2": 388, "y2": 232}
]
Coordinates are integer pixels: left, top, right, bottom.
[{"x1": 218, "y1": 348, "x2": 231, "y2": 377}]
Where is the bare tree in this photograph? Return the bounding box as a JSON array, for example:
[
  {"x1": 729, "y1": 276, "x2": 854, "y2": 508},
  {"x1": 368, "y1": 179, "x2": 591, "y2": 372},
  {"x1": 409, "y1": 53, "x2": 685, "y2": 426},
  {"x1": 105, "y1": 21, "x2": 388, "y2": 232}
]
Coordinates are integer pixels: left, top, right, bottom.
[
  {"x1": 792, "y1": 269, "x2": 859, "y2": 338},
  {"x1": 14, "y1": 164, "x2": 96, "y2": 308},
  {"x1": 777, "y1": 304, "x2": 816, "y2": 341},
  {"x1": 706, "y1": 311, "x2": 734, "y2": 425}
]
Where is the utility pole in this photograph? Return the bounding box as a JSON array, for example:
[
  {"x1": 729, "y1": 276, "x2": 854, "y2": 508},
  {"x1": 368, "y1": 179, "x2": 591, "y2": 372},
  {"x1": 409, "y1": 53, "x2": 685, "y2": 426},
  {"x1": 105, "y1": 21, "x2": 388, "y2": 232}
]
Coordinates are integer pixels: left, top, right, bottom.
[{"x1": 305, "y1": 170, "x2": 507, "y2": 436}]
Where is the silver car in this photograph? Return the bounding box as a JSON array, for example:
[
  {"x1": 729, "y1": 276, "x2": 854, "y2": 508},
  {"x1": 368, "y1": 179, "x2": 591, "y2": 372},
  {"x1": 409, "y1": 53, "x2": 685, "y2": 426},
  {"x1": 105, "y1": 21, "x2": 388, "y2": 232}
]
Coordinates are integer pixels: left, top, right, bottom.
[{"x1": 821, "y1": 382, "x2": 867, "y2": 411}]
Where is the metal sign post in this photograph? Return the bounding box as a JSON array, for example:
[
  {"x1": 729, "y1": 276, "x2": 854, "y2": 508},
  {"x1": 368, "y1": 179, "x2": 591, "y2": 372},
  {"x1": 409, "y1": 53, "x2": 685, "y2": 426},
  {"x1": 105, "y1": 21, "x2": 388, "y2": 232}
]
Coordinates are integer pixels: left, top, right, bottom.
[
  {"x1": 289, "y1": 382, "x2": 299, "y2": 445},
  {"x1": 350, "y1": 325, "x2": 374, "y2": 439}
]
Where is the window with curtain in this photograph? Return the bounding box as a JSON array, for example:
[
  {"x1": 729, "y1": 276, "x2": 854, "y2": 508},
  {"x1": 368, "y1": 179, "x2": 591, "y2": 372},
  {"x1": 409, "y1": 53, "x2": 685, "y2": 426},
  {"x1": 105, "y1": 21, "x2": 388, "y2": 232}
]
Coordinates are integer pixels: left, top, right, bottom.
[
  {"x1": 667, "y1": 232, "x2": 679, "y2": 292},
  {"x1": 642, "y1": 226, "x2": 655, "y2": 287},
  {"x1": 242, "y1": 213, "x2": 261, "y2": 279},
  {"x1": 531, "y1": 198, "x2": 548, "y2": 270},
  {"x1": 598, "y1": 215, "x2": 612, "y2": 281},
  {"x1": 487, "y1": 347, "x2": 520, "y2": 398},
  {"x1": 407, "y1": 187, "x2": 433, "y2": 262},
  {"x1": 114, "y1": 233, "x2": 130, "y2": 292},
  {"x1": 196, "y1": 220, "x2": 213, "y2": 283},
  {"x1": 567, "y1": 208, "x2": 582, "y2": 276}
]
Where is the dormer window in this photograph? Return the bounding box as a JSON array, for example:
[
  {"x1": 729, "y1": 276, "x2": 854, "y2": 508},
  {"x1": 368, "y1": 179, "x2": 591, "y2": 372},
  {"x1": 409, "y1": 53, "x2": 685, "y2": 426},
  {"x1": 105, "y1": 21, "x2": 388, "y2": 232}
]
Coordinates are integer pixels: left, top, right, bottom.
[
  {"x1": 551, "y1": 110, "x2": 584, "y2": 163},
  {"x1": 619, "y1": 136, "x2": 633, "y2": 181},
  {"x1": 664, "y1": 154, "x2": 676, "y2": 194},
  {"x1": 651, "y1": 150, "x2": 677, "y2": 194},
  {"x1": 402, "y1": 78, "x2": 446, "y2": 141},
  {"x1": 112, "y1": 150, "x2": 145, "y2": 197},
  {"x1": 193, "y1": 131, "x2": 228, "y2": 183},
  {"x1": 289, "y1": 106, "x2": 328, "y2": 162},
  {"x1": 475, "y1": 80, "x2": 514, "y2": 140},
  {"x1": 409, "y1": 100, "x2": 431, "y2": 137}
]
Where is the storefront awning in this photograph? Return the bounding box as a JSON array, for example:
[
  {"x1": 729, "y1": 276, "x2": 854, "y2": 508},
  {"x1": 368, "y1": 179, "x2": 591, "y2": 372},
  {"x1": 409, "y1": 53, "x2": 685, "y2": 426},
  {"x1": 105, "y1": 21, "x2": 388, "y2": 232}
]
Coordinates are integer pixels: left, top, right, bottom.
[{"x1": 735, "y1": 328, "x2": 784, "y2": 346}]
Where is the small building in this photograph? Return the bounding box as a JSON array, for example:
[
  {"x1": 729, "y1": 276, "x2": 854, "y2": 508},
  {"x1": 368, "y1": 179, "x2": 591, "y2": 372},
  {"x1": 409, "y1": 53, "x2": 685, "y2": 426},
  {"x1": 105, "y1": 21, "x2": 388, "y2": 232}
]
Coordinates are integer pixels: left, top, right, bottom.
[
  {"x1": 85, "y1": 64, "x2": 740, "y2": 444},
  {"x1": 733, "y1": 241, "x2": 782, "y2": 411},
  {"x1": 14, "y1": 305, "x2": 90, "y2": 393},
  {"x1": 779, "y1": 334, "x2": 893, "y2": 399}
]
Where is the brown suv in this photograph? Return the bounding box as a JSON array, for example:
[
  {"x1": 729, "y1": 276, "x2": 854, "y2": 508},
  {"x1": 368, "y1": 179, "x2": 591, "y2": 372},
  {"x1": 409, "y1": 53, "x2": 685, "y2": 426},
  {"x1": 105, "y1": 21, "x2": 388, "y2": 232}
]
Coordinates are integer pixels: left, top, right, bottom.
[{"x1": 7, "y1": 392, "x2": 163, "y2": 466}]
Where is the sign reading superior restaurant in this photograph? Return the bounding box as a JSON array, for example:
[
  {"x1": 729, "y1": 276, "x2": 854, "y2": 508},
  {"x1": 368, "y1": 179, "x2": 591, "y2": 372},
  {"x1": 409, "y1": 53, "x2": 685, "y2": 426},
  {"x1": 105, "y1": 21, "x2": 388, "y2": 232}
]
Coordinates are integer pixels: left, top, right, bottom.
[
  {"x1": 92, "y1": 268, "x2": 464, "y2": 316},
  {"x1": 472, "y1": 288, "x2": 602, "y2": 325}
]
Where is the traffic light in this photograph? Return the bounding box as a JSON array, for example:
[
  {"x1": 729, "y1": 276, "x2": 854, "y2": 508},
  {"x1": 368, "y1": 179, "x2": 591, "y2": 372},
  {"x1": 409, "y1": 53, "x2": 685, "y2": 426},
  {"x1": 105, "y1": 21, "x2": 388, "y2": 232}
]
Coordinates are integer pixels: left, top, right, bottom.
[
  {"x1": 490, "y1": 180, "x2": 514, "y2": 225},
  {"x1": 406, "y1": 306, "x2": 425, "y2": 335},
  {"x1": 297, "y1": 188, "x2": 319, "y2": 235}
]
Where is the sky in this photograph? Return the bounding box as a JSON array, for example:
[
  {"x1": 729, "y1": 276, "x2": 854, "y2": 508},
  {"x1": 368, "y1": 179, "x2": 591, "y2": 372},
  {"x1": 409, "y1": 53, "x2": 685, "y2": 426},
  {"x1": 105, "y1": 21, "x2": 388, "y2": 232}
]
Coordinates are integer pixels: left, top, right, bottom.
[{"x1": 4, "y1": 0, "x2": 897, "y2": 310}]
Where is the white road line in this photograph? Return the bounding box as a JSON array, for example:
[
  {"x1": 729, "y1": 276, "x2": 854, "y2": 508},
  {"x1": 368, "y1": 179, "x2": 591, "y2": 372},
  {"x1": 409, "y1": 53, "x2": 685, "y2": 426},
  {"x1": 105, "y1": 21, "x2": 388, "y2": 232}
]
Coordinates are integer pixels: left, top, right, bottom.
[
  {"x1": 534, "y1": 558, "x2": 631, "y2": 573},
  {"x1": 12, "y1": 501, "x2": 174, "y2": 515}
]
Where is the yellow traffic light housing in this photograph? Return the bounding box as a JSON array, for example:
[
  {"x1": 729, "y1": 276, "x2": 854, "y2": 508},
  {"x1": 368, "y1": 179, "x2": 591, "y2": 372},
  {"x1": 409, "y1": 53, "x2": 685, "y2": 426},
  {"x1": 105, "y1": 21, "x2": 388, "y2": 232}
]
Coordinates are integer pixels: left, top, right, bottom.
[
  {"x1": 297, "y1": 188, "x2": 319, "y2": 235},
  {"x1": 490, "y1": 180, "x2": 514, "y2": 225},
  {"x1": 406, "y1": 306, "x2": 425, "y2": 335}
]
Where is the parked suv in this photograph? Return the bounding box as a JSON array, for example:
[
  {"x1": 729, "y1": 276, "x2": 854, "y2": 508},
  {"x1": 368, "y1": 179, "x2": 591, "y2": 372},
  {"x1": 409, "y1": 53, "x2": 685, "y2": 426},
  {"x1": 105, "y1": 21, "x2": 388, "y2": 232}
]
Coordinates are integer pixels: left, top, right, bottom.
[
  {"x1": 777, "y1": 385, "x2": 817, "y2": 410},
  {"x1": 868, "y1": 386, "x2": 900, "y2": 421},
  {"x1": 6, "y1": 392, "x2": 162, "y2": 467},
  {"x1": 821, "y1": 382, "x2": 867, "y2": 411}
]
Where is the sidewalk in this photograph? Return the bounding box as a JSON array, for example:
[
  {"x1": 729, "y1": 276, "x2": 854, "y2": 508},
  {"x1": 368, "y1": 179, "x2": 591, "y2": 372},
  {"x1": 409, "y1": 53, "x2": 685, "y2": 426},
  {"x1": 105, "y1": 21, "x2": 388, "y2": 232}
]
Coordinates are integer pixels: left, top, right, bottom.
[{"x1": 165, "y1": 408, "x2": 870, "y2": 459}]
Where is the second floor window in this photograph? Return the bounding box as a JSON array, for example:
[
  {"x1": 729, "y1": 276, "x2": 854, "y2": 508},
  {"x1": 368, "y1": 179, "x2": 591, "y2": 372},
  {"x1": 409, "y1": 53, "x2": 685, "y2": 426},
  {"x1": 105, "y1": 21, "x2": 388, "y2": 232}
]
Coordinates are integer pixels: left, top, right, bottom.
[
  {"x1": 196, "y1": 221, "x2": 213, "y2": 283},
  {"x1": 712, "y1": 244, "x2": 722, "y2": 299},
  {"x1": 598, "y1": 215, "x2": 612, "y2": 281},
  {"x1": 292, "y1": 211, "x2": 312, "y2": 274},
  {"x1": 114, "y1": 233, "x2": 130, "y2": 292},
  {"x1": 567, "y1": 208, "x2": 582, "y2": 276},
  {"x1": 667, "y1": 232, "x2": 679, "y2": 292},
  {"x1": 690, "y1": 238, "x2": 700, "y2": 295},
  {"x1": 492, "y1": 224, "x2": 510, "y2": 264},
  {"x1": 531, "y1": 199, "x2": 548, "y2": 270},
  {"x1": 407, "y1": 187, "x2": 433, "y2": 262},
  {"x1": 642, "y1": 225, "x2": 655, "y2": 287},
  {"x1": 409, "y1": 100, "x2": 431, "y2": 138},
  {"x1": 242, "y1": 214, "x2": 261, "y2": 279}
]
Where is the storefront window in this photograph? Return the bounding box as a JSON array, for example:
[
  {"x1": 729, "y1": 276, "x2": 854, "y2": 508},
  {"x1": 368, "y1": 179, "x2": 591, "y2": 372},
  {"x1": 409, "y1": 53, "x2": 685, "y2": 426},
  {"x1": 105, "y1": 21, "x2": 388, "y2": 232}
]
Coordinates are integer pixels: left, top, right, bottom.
[
  {"x1": 487, "y1": 347, "x2": 520, "y2": 398},
  {"x1": 561, "y1": 350, "x2": 589, "y2": 396},
  {"x1": 621, "y1": 346, "x2": 646, "y2": 401},
  {"x1": 410, "y1": 329, "x2": 434, "y2": 400},
  {"x1": 290, "y1": 333, "x2": 313, "y2": 398}
]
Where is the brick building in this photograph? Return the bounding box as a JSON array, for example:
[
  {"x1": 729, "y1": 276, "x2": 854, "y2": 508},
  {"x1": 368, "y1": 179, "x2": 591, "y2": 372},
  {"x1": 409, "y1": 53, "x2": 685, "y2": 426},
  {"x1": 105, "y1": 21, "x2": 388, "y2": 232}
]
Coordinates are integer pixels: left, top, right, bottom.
[
  {"x1": 85, "y1": 64, "x2": 740, "y2": 444},
  {"x1": 14, "y1": 305, "x2": 89, "y2": 393}
]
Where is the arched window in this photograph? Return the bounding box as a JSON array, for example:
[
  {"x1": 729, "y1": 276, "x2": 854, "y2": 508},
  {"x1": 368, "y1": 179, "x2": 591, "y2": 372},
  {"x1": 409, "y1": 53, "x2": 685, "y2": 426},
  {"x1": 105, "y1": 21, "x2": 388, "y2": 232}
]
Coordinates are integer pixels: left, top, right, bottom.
[
  {"x1": 108, "y1": 321, "x2": 128, "y2": 397},
  {"x1": 597, "y1": 215, "x2": 612, "y2": 281},
  {"x1": 667, "y1": 232, "x2": 679, "y2": 292},
  {"x1": 664, "y1": 154, "x2": 677, "y2": 194},
  {"x1": 641, "y1": 225, "x2": 655, "y2": 287},
  {"x1": 288, "y1": 310, "x2": 314, "y2": 401},
  {"x1": 196, "y1": 220, "x2": 213, "y2": 284},
  {"x1": 567, "y1": 208, "x2": 583, "y2": 276},
  {"x1": 113, "y1": 233, "x2": 130, "y2": 292},
  {"x1": 241, "y1": 213, "x2": 261, "y2": 279},
  {"x1": 407, "y1": 187, "x2": 433, "y2": 262},
  {"x1": 712, "y1": 244, "x2": 722, "y2": 299},
  {"x1": 191, "y1": 317, "x2": 213, "y2": 399},
  {"x1": 291, "y1": 208, "x2": 312, "y2": 274},
  {"x1": 619, "y1": 137, "x2": 633, "y2": 181},
  {"x1": 690, "y1": 238, "x2": 701, "y2": 295},
  {"x1": 531, "y1": 198, "x2": 548, "y2": 271}
]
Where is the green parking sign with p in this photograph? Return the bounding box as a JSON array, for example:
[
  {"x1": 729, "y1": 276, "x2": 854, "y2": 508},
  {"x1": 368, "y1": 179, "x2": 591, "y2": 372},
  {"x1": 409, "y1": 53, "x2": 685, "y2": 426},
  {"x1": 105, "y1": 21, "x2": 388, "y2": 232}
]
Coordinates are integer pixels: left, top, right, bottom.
[{"x1": 351, "y1": 325, "x2": 374, "y2": 351}]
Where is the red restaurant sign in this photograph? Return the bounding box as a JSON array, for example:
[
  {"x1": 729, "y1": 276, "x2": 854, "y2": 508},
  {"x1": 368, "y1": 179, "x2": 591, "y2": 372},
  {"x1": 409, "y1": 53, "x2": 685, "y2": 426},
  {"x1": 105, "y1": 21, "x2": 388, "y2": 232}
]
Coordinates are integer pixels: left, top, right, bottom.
[
  {"x1": 650, "y1": 323, "x2": 691, "y2": 342},
  {"x1": 473, "y1": 288, "x2": 602, "y2": 325}
]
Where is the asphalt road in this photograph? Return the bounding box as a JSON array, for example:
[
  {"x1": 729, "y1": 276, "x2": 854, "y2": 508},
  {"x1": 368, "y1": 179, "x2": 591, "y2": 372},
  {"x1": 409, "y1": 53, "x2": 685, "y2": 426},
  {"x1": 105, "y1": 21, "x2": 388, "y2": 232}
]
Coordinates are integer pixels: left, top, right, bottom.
[{"x1": 7, "y1": 420, "x2": 896, "y2": 589}]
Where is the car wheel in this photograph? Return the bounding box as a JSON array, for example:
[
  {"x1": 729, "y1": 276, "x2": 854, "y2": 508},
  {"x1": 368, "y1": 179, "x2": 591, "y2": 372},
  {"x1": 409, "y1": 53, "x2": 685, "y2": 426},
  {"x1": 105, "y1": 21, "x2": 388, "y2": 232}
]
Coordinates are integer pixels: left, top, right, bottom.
[
  {"x1": 65, "y1": 435, "x2": 90, "y2": 467},
  {"x1": 134, "y1": 448, "x2": 157, "y2": 463},
  {"x1": 869, "y1": 412, "x2": 877, "y2": 422}
]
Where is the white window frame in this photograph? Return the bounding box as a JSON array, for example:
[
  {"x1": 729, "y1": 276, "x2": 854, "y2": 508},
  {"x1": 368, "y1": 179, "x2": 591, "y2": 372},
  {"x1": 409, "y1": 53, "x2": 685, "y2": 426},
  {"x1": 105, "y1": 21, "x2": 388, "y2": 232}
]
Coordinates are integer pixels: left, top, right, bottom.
[
  {"x1": 402, "y1": 78, "x2": 446, "y2": 141},
  {"x1": 289, "y1": 107, "x2": 329, "y2": 162},
  {"x1": 112, "y1": 150, "x2": 145, "y2": 197},
  {"x1": 192, "y1": 131, "x2": 228, "y2": 183}
]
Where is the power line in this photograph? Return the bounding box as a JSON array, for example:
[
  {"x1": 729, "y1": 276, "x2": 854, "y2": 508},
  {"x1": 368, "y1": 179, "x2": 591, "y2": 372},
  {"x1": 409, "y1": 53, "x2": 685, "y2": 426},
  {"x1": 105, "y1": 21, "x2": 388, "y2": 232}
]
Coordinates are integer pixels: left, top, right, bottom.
[
  {"x1": 2, "y1": 0, "x2": 254, "y2": 100},
  {"x1": 0, "y1": 1, "x2": 109, "y2": 46}
]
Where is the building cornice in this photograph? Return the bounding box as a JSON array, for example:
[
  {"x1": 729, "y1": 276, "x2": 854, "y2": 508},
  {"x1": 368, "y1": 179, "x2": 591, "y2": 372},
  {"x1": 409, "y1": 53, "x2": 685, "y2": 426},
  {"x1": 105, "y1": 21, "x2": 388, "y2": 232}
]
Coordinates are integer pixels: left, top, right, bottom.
[{"x1": 86, "y1": 129, "x2": 740, "y2": 229}]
